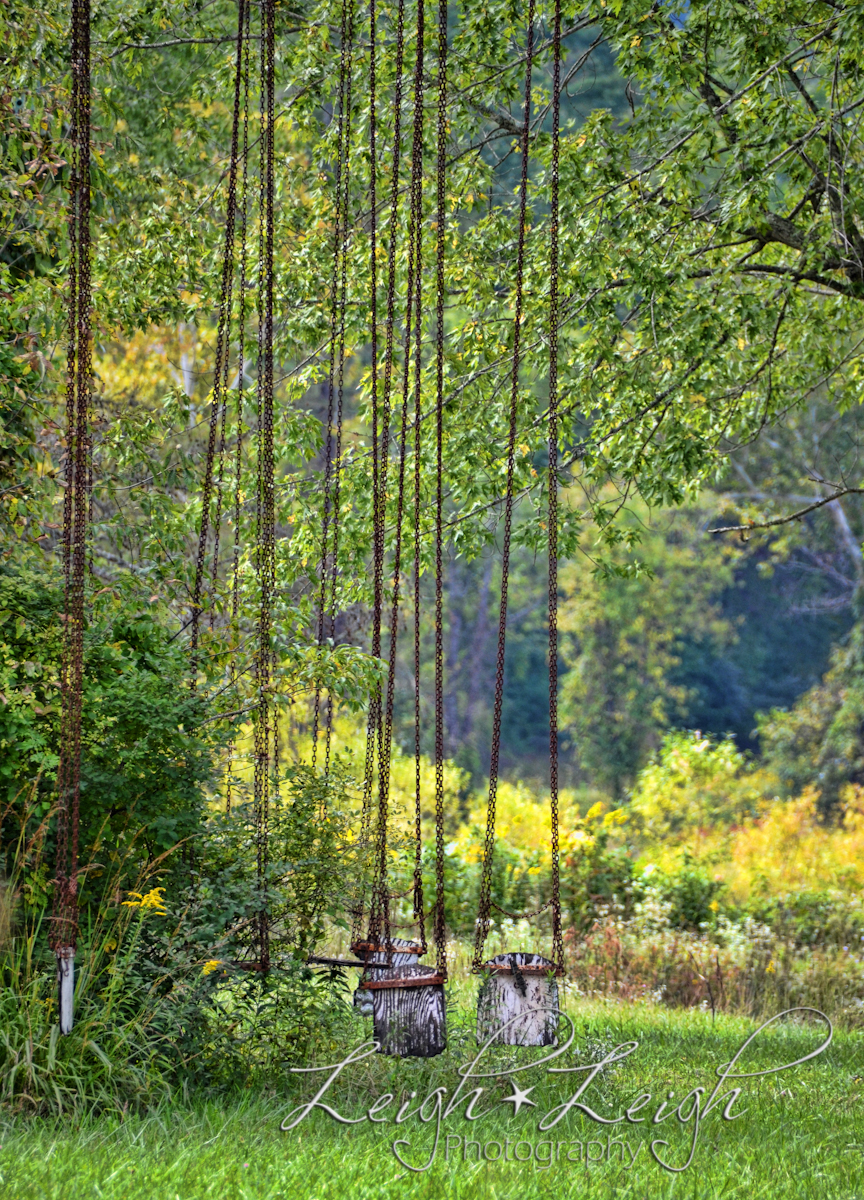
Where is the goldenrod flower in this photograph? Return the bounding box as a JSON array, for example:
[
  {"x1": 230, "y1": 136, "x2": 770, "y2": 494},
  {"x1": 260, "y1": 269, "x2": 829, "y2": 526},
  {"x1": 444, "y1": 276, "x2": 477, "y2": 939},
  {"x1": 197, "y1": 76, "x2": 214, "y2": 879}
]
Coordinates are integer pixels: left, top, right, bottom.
[
  {"x1": 121, "y1": 886, "x2": 168, "y2": 915},
  {"x1": 202, "y1": 959, "x2": 223, "y2": 976}
]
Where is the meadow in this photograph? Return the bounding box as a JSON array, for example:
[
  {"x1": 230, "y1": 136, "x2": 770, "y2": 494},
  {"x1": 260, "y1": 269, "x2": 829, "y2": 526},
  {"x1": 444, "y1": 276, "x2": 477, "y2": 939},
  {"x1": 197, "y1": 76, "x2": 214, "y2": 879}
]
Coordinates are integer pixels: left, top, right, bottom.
[{"x1": 1, "y1": 995, "x2": 860, "y2": 1200}]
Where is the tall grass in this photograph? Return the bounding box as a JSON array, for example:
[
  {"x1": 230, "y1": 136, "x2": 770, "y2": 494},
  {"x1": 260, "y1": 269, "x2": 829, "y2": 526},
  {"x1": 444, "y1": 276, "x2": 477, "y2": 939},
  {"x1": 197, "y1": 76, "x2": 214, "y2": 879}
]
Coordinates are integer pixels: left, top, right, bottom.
[{"x1": 0, "y1": 799, "x2": 175, "y2": 1115}]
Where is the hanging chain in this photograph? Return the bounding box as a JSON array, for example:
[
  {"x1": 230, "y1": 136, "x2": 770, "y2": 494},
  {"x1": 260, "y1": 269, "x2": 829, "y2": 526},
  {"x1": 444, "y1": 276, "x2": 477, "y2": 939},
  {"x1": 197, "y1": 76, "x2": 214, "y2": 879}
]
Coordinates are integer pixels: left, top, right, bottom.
[
  {"x1": 226, "y1": 2, "x2": 252, "y2": 818},
  {"x1": 189, "y1": 0, "x2": 246, "y2": 676},
  {"x1": 253, "y1": 0, "x2": 276, "y2": 973},
  {"x1": 364, "y1": 0, "x2": 407, "y2": 959},
  {"x1": 311, "y1": 0, "x2": 353, "y2": 769},
  {"x1": 209, "y1": 397, "x2": 229, "y2": 632},
  {"x1": 549, "y1": 0, "x2": 564, "y2": 975},
  {"x1": 472, "y1": 0, "x2": 536, "y2": 973},
  {"x1": 52, "y1": 0, "x2": 91, "y2": 957},
  {"x1": 409, "y1": 0, "x2": 426, "y2": 956},
  {"x1": 326, "y1": 0, "x2": 356, "y2": 772},
  {"x1": 356, "y1": 0, "x2": 379, "y2": 945},
  {"x1": 211, "y1": 0, "x2": 250, "y2": 635},
  {"x1": 432, "y1": 0, "x2": 448, "y2": 980},
  {"x1": 492, "y1": 897, "x2": 552, "y2": 921}
]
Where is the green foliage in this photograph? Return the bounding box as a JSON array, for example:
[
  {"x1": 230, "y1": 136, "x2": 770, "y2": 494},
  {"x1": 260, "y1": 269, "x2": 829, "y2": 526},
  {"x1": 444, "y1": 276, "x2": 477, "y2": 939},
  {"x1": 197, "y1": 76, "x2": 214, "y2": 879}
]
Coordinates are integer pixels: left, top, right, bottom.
[
  {"x1": 559, "y1": 501, "x2": 737, "y2": 795},
  {"x1": 759, "y1": 621, "x2": 864, "y2": 815},
  {"x1": 4, "y1": 0, "x2": 864, "y2": 1121},
  {"x1": 561, "y1": 815, "x2": 636, "y2": 935},
  {"x1": 646, "y1": 858, "x2": 725, "y2": 933},
  {"x1": 0, "y1": 559, "x2": 216, "y2": 884},
  {"x1": 628, "y1": 729, "x2": 768, "y2": 840},
  {"x1": 748, "y1": 889, "x2": 864, "y2": 953},
  {"x1": 0, "y1": 760, "x2": 365, "y2": 1113},
  {"x1": 207, "y1": 763, "x2": 361, "y2": 961}
]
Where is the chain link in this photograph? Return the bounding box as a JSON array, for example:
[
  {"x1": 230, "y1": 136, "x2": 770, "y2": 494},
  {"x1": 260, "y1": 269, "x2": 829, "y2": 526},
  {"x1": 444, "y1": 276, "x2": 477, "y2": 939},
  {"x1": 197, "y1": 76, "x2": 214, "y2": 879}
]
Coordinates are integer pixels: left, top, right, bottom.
[
  {"x1": 371, "y1": 0, "x2": 424, "y2": 958},
  {"x1": 492, "y1": 898, "x2": 552, "y2": 921},
  {"x1": 410, "y1": 0, "x2": 427, "y2": 957},
  {"x1": 312, "y1": 0, "x2": 353, "y2": 769},
  {"x1": 549, "y1": 0, "x2": 564, "y2": 975},
  {"x1": 472, "y1": 0, "x2": 536, "y2": 974},
  {"x1": 211, "y1": 0, "x2": 251, "y2": 639},
  {"x1": 326, "y1": 0, "x2": 356, "y2": 773},
  {"x1": 253, "y1": 0, "x2": 276, "y2": 974},
  {"x1": 52, "y1": 0, "x2": 91, "y2": 956},
  {"x1": 356, "y1": 0, "x2": 380, "y2": 945},
  {"x1": 432, "y1": 0, "x2": 448, "y2": 980},
  {"x1": 189, "y1": 0, "x2": 246, "y2": 676},
  {"x1": 365, "y1": 0, "x2": 407, "y2": 961},
  {"x1": 226, "y1": 2, "x2": 252, "y2": 818}
]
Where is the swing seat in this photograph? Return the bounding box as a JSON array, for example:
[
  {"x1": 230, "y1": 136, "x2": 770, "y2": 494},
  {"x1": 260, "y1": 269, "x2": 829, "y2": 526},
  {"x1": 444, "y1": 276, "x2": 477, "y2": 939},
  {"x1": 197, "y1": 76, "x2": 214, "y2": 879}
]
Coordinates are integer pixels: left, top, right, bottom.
[
  {"x1": 477, "y1": 952, "x2": 559, "y2": 1047},
  {"x1": 351, "y1": 938, "x2": 422, "y2": 1016},
  {"x1": 365, "y1": 964, "x2": 446, "y2": 1058}
]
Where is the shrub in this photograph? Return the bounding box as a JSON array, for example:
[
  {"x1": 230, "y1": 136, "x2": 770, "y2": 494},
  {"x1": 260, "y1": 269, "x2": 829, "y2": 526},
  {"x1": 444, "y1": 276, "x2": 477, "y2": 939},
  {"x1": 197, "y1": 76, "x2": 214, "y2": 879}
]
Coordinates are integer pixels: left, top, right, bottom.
[
  {"x1": 0, "y1": 559, "x2": 218, "y2": 904},
  {"x1": 0, "y1": 760, "x2": 369, "y2": 1112},
  {"x1": 628, "y1": 729, "x2": 772, "y2": 843},
  {"x1": 722, "y1": 786, "x2": 864, "y2": 902}
]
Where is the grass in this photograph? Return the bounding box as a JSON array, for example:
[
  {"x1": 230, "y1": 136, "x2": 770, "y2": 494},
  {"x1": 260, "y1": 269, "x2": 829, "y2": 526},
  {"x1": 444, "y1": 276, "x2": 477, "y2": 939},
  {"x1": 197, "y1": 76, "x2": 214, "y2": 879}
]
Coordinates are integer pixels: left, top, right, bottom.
[{"x1": 0, "y1": 995, "x2": 861, "y2": 1200}]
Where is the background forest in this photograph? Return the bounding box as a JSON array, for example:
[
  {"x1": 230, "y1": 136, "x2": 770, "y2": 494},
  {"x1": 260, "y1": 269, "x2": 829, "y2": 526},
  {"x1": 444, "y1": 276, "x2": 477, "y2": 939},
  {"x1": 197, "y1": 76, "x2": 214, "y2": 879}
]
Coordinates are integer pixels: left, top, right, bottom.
[{"x1": 2, "y1": 0, "x2": 864, "y2": 1127}]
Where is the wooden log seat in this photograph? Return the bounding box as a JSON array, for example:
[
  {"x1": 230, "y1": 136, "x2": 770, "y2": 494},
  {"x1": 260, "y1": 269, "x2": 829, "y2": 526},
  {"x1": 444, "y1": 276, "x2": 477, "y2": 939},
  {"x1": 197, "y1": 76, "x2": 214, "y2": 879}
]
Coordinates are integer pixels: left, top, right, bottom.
[{"x1": 476, "y1": 952, "x2": 560, "y2": 1047}]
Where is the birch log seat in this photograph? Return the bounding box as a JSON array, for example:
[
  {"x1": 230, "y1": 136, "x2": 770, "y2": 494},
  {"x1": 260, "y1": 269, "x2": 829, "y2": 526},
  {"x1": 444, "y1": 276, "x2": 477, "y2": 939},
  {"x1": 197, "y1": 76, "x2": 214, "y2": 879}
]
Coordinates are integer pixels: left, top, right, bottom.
[
  {"x1": 365, "y1": 963, "x2": 446, "y2": 1058},
  {"x1": 350, "y1": 938, "x2": 422, "y2": 1016},
  {"x1": 476, "y1": 952, "x2": 559, "y2": 1046}
]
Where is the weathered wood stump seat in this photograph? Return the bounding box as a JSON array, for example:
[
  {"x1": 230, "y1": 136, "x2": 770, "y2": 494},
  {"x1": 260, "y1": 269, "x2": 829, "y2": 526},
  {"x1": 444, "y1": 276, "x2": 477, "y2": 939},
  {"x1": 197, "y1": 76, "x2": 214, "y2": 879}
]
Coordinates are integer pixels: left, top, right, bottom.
[
  {"x1": 365, "y1": 964, "x2": 447, "y2": 1058},
  {"x1": 351, "y1": 938, "x2": 422, "y2": 1016},
  {"x1": 476, "y1": 952, "x2": 559, "y2": 1046}
]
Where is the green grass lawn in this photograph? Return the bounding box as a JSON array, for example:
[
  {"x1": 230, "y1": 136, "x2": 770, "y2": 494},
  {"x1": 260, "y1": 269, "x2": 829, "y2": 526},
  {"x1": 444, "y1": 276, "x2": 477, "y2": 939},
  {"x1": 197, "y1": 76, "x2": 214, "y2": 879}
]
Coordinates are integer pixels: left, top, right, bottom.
[{"x1": 1, "y1": 999, "x2": 861, "y2": 1199}]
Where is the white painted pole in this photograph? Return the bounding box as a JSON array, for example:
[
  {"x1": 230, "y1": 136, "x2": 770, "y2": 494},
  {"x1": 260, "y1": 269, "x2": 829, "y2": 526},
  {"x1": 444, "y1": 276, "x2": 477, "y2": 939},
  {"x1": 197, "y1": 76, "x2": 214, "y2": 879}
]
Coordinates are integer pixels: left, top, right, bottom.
[{"x1": 57, "y1": 947, "x2": 75, "y2": 1035}]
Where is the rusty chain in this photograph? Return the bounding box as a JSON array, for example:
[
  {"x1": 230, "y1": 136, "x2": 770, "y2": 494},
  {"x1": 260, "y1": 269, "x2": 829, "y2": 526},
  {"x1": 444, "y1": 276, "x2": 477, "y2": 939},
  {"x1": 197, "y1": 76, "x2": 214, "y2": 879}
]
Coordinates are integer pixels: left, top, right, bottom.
[
  {"x1": 356, "y1": 0, "x2": 379, "y2": 945},
  {"x1": 410, "y1": 0, "x2": 426, "y2": 957},
  {"x1": 432, "y1": 0, "x2": 449, "y2": 981},
  {"x1": 549, "y1": 0, "x2": 564, "y2": 975},
  {"x1": 252, "y1": 0, "x2": 276, "y2": 973},
  {"x1": 365, "y1": 0, "x2": 407, "y2": 962},
  {"x1": 211, "y1": 0, "x2": 251, "y2": 634},
  {"x1": 226, "y1": 1, "x2": 252, "y2": 818},
  {"x1": 189, "y1": 0, "x2": 246, "y2": 676},
  {"x1": 52, "y1": 0, "x2": 91, "y2": 957},
  {"x1": 326, "y1": 0, "x2": 356, "y2": 773},
  {"x1": 311, "y1": 0, "x2": 353, "y2": 769},
  {"x1": 472, "y1": 0, "x2": 536, "y2": 974}
]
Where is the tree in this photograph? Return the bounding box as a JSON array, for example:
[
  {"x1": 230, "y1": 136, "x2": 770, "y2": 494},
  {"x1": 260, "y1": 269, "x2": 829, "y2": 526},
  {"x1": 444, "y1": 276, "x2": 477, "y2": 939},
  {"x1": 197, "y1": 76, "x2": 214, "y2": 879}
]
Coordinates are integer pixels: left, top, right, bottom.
[
  {"x1": 558, "y1": 497, "x2": 736, "y2": 795},
  {"x1": 758, "y1": 619, "x2": 864, "y2": 817},
  {"x1": 4, "y1": 0, "x2": 864, "y2": 835}
]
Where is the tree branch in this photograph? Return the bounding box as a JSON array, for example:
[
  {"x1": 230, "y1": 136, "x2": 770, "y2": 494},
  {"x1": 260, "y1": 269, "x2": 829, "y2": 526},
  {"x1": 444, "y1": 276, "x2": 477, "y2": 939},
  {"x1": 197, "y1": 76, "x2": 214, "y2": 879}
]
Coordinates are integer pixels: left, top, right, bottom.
[
  {"x1": 106, "y1": 36, "x2": 260, "y2": 58},
  {"x1": 708, "y1": 487, "x2": 864, "y2": 534}
]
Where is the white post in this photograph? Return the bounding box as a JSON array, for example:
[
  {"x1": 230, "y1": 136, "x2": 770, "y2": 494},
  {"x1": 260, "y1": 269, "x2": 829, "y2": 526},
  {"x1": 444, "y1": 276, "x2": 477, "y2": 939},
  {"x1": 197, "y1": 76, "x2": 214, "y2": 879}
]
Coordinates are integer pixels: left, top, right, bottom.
[{"x1": 57, "y1": 947, "x2": 75, "y2": 1035}]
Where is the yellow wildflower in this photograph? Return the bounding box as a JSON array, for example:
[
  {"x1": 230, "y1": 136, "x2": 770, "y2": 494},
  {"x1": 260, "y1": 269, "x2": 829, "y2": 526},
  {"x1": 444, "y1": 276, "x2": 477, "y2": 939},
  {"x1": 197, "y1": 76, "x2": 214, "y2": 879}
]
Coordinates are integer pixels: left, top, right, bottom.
[
  {"x1": 202, "y1": 960, "x2": 223, "y2": 976},
  {"x1": 121, "y1": 886, "x2": 168, "y2": 916}
]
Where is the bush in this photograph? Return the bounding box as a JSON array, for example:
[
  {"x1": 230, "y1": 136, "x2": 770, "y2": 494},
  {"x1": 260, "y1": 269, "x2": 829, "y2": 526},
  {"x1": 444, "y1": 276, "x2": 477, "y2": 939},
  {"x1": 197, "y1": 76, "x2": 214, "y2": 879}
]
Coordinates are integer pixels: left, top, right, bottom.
[
  {"x1": 0, "y1": 759, "x2": 368, "y2": 1113},
  {"x1": 641, "y1": 857, "x2": 725, "y2": 932},
  {"x1": 0, "y1": 559, "x2": 218, "y2": 904},
  {"x1": 629, "y1": 729, "x2": 771, "y2": 841}
]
